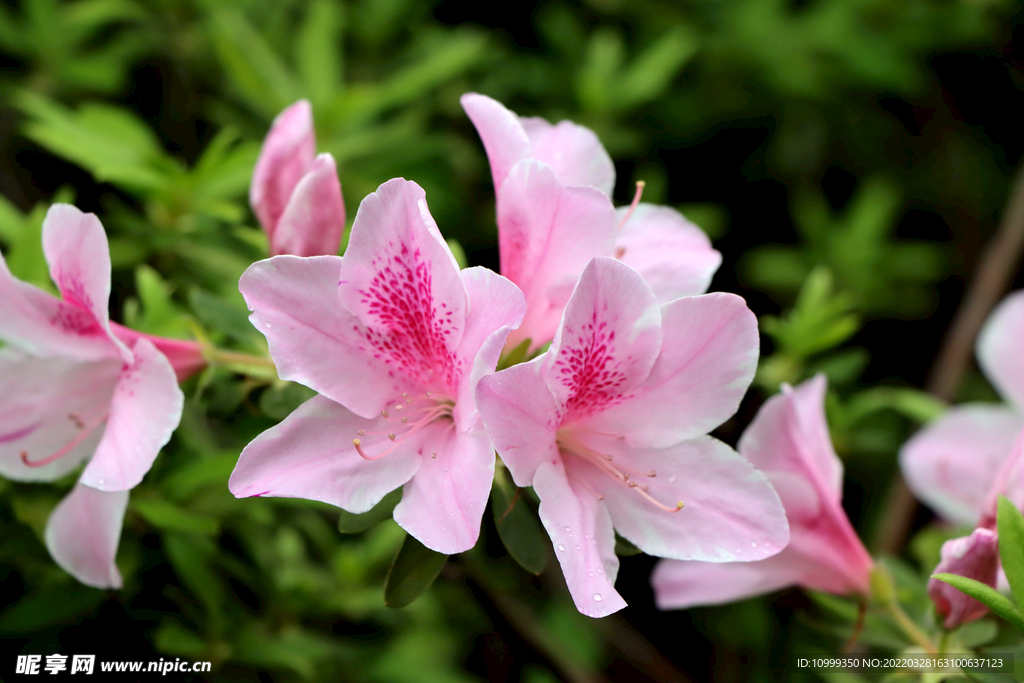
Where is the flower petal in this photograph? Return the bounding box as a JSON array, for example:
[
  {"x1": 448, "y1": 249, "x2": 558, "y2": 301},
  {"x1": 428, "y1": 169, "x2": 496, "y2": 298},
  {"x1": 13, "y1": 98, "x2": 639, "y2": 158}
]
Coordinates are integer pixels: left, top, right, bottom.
[
  {"x1": 928, "y1": 529, "x2": 1000, "y2": 629},
  {"x1": 79, "y1": 338, "x2": 183, "y2": 491},
  {"x1": 393, "y1": 424, "x2": 495, "y2": 554},
  {"x1": 534, "y1": 461, "x2": 626, "y2": 617},
  {"x1": 577, "y1": 292, "x2": 759, "y2": 448},
  {"x1": 460, "y1": 92, "x2": 532, "y2": 192},
  {"x1": 544, "y1": 258, "x2": 661, "y2": 422},
  {"x1": 575, "y1": 435, "x2": 789, "y2": 562},
  {"x1": 977, "y1": 290, "x2": 1024, "y2": 411},
  {"x1": 251, "y1": 100, "x2": 316, "y2": 239},
  {"x1": 109, "y1": 322, "x2": 206, "y2": 382},
  {"x1": 497, "y1": 161, "x2": 618, "y2": 349},
  {"x1": 614, "y1": 204, "x2": 721, "y2": 302},
  {"x1": 452, "y1": 266, "x2": 526, "y2": 430},
  {"x1": 477, "y1": 357, "x2": 562, "y2": 487},
  {"x1": 337, "y1": 178, "x2": 467, "y2": 394},
  {"x1": 652, "y1": 555, "x2": 797, "y2": 609},
  {"x1": 230, "y1": 395, "x2": 423, "y2": 513},
  {"x1": 271, "y1": 153, "x2": 346, "y2": 257},
  {"x1": 0, "y1": 350, "x2": 119, "y2": 482},
  {"x1": 900, "y1": 404, "x2": 1023, "y2": 526},
  {"x1": 240, "y1": 255, "x2": 398, "y2": 418},
  {"x1": 45, "y1": 484, "x2": 128, "y2": 589},
  {"x1": 519, "y1": 117, "x2": 615, "y2": 196}
]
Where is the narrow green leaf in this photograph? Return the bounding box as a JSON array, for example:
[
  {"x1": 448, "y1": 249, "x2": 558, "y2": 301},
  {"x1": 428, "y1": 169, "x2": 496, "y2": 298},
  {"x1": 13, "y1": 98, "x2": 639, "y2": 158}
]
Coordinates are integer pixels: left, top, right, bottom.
[
  {"x1": 133, "y1": 498, "x2": 220, "y2": 536},
  {"x1": 445, "y1": 238, "x2": 468, "y2": 269},
  {"x1": 383, "y1": 534, "x2": 448, "y2": 608},
  {"x1": 0, "y1": 586, "x2": 105, "y2": 635},
  {"x1": 497, "y1": 338, "x2": 532, "y2": 370},
  {"x1": 997, "y1": 495, "x2": 1024, "y2": 609},
  {"x1": 295, "y1": 0, "x2": 343, "y2": 105},
  {"x1": 338, "y1": 488, "x2": 402, "y2": 534},
  {"x1": 931, "y1": 573, "x2": 1024, "y2": 633},
  {"x1": 491, "y1": 469, "x2": 547, "y2": 575}
]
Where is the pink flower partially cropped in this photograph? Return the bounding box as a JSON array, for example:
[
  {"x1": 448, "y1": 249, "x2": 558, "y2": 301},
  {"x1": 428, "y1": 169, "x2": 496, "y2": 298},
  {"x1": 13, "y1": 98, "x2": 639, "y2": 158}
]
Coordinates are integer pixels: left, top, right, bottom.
[
  {"x1": 928, "y1": 528, "x2": 1000, "y2": 629},
  {"x1": 652, "y1": 376, "x2": 874, "y2": 610},
  {"x1": 476, "y1": 257, "x2": 787, "y2": 617},
  {"x1": 0, "y1": 204, "x2": 185, "y2": 588},
  {"x1": 461, "y1": 93, "x2": 721, "y2": 349},
  {"x1": 251, "y1": 100, "x2": 346, "y2": 257},
  {"x1": 231, "y1": 178, "x2": 526, "y2": 554}
]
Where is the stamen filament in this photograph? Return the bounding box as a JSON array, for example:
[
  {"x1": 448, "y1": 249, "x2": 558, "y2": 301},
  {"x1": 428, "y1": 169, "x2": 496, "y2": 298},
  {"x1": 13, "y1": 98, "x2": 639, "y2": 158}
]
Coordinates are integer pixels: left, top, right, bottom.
[
  {"x1": 21, "y1": 410, "x2": 110, "y2": 468},
  {"x1": 558, "y1": 438, "x2": 682, "y2": 513},
  {"x1": 618, "y1": 180, "x2": 646, "y2": 229}
]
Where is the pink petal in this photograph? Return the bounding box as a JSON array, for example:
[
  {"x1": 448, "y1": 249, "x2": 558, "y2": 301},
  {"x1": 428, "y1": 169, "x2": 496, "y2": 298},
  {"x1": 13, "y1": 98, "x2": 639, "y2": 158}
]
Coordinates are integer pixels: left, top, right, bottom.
[
  {"x1": 45, "y1": 483, "x2": 128, "y2": 589},
  {"x1": 576, "y1": 292, "x2": 759, "y2": 449},
  {"x1": 80, "y1": 338, "x2": 183, "y2": 491},
  {"x1": 251, "y1": 100, "x2": 316, "y2": 240},
  {"x1": 614, "y1": 204, "x2": 721, "y2": 302},
  {"x1": 977, "y1": 290, "x2": 1024, "y2": 411},
  {"x1": 393, "y1": 425, "x2": 495, "y2": 554},
  {"x1": 337, "y1": 178, "x2": 467, "y2": 394},
  {"x1": 928, "y1": 529, "x2": 1000, "y2": 629},
  {"x1": 652, "y1": 555, "x2": 797, "y2": 609},
  {"x1": 271, "y1": 153, "x2": 346, "y2": 257},
  {"x1": 520, "y1": 117, "x2": 615, "y2": 196},
  {"x1": 41, "y1": 204, "x2": 129, "y2": 361},
  {"x1": 239, "y1": 255, "x2": 398, "y2": 419},
  {"x1": 476, "y1": 357, "x2": 562, "y2": 487},
  {"x1": 0, "y1": 350, "x2": 120, "y2": 482},
  {"x1": 544, "y1": 258, "x2": 661, "y2": 422},
  {"x1": 900, "y1": 405, "x2": 1023, "y2": 526},
  {"x1": 460, "y1": 93, "x2": 532, "y2": 193},
  {"x1": 573, "y1": 435, "x2": 789, "y2": 562},
  {"x1": 497, "y1": 161, "x2": 617, "y2": 349},
  {"x1": 534, "y1": 461, "x2": 627, "y2": 617},
  {"x1": 109, "y1": 322, "x2": 206, "y2": 382},
  {"x1": 452, "y1": 266, "x2": 526, "y2": 431},
  {"x1": 980, "y1": 427, "x2": 1024, "y2": 526},
  {"x1": 229, "y1": 395, "x2": 422, "y2": 513}
]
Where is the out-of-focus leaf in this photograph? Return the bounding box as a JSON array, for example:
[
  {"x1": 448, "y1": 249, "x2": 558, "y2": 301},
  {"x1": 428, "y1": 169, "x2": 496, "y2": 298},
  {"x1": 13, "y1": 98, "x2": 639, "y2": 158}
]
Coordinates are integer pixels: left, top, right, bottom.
[
  {"x1": 164, "y1": 534, "x2": 226, "y2": 634},
  {"x1": 997, "y1": 496, "x2": 1024, "y2": 610},
  {"x1": 445, "y1": 238, "x2": 467, "y2": 269},
  {"x1": 338, "y1": 489, "x2": 403, "y2": 534},
  {"x1": 614, "y1": 533, "x2": 642, "y2": 557},
  {"x1": 133, "y1": 498, "x2": 220, "y2": 536},
  {"x1": 258, "y1": 382, "x2": 316, "y2": 420},
  {"x1": 0, "y1": 586, "x2": 105, "y2": 635},
  {"x1": 189, "y1": 289, "x2": 261, "y2": 346},
  {"x1": 232, "y1": 623, "x2": 349, "y2": 679},
  {"x1": 154, "y1": 618, "x2": 208, "y2": 656},
  {"x1": 161, "y1": 452, "x2": 240, "y2": 503},
  {"x1": 619, "y1": 25, "x2": 699, "y2": 109},
  {"x1": 491, "y1": 467, "x2": 547, "y2": 575},
  {"x1": 383, "y1": 533, "x2": 448, "y2": 608},
  {"x1": 295, "y1": 0, "x2": 344, "y2": 106}
]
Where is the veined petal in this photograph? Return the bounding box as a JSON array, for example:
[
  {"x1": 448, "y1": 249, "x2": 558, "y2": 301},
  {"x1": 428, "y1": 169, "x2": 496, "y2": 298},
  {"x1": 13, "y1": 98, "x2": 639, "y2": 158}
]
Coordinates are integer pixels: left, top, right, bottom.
[
  {"x1": 393, "y1": 425, "x2": 495, "y2": 554},
  {"x1": 534, "y1": 461, "x2": 626, "y2": 618},
  {"x1": 497, "y1": 161, "x2": 617, "y2": 349},
  {"x1": 42, "y1": 204, "x2": 130, "y2": 361},
  {"x1": 477, "y1": 357, "x2": 561, "y2": 487},
  {"x1": 80, "y1": 338, "x2": 183, "y2": 491},
  {"x1": 519, "y1": 117, "x2": 615, "y2": 196},
  {"x1": 900, "y1": 405, "x2": 1023, "y2": 526},
  {"x1": 271, "y1": 153, "x2": 346, "y2": 257},
  {"x1": 545, "y1": 257, "x2": 661, "y2": 423},
  {"x1": 576, "y1": 293, "x2": 759, "y2": 448},
  {"x1": 229, "y1": 395, "x2": 422, "y2": 513},
  {"x1": 338, "y1": 179, "x2": 467, "y2": 394},
  {"x1": 460, "y1": 92, "x2": 532, "y2": 192},
  {"x1": 45, "y1": 484, "x2": 128, "y2": 589},
  {"x1": 652, "y1": 555, "x2": 797, "y2": 609},
  {"x1": 0, "y1": 350, "x2": 120, "y2": 482},
  {"x1": 977, "y1": 290, "x2": 1024, "y2": 411},
  {"x1": 239, "y1": 255, "x2": 399, "y2": 418},
  {"x1": 251, "y1": 100, "x2": 316, "y2": 239},
  {"x1": 453, "y1": 267, "x2": 526, "y2": 431},
  {"x1": 614, "y1": 204, "x2": 721, "y2": 302},
  {"x1": 575, "y1": 435, "x2": 789, "y2": 562}
]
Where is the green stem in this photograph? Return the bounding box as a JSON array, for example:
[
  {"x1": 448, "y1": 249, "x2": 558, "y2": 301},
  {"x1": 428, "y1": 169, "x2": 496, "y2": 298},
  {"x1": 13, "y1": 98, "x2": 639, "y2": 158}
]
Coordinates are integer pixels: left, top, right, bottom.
[
  {"x1": 870, "y1": 567, "x2": 937, "y2": 654},
  {"x1": 207, "y1": 348, "x2": 277, "y2": 368}
]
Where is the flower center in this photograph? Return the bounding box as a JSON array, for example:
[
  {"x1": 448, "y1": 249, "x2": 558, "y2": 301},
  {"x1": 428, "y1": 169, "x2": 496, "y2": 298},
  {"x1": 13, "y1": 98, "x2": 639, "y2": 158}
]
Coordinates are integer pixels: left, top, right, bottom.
[
  {"x1": 352, "y1": 391, "x2": 455, "y2": 461},
  {"x1": 20, "y1": 409, "x2": 110, "y2": 468}
]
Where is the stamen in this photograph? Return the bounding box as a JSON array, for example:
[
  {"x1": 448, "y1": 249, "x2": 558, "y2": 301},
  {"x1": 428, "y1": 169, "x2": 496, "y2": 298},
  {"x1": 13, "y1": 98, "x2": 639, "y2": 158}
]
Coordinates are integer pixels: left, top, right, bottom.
[
  {"x1": 381, "y1": 409, "x2": 389, "y2": 418},
  {"x1": 645, "y1": 471, "x2": 657, "y2": 477},
  {"x1": 401, "y1": 417, "x2": 408, "y2": 424},
  {"x1": 21, "y1": 410, "x2": 110, "y2": 468},
  {"x1": 351, "y1": 400, "x2": 455, "y2": 461},
  {"x1": 358, "y1": 429, "x2": 366, "y2": 435},
  {"x1": 431, "y1": 452, "x2": 437, "y2": 459},
  {"x1": 388, "y1": 433, "x2": 396, "y2": 441},
  {"x1": 353, "y1": 438, "x2": 388, "y2": 461},
  {"x1": 618, "y1": 180, "x2": 646, "y2": 229}
]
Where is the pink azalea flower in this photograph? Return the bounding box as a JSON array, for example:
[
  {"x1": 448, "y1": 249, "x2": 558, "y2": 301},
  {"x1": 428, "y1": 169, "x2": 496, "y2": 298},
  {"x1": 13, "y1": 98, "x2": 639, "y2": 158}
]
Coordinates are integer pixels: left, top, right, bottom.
[
  {"x1": 651, "y1": 376, "x2": 874, "y2": 610},
  {"x1": 475, "y1": 257, "x2": 788, "y2": 617},
  {"x1": 461, "y1": 93, "x2": 721, "y2": 350},
  {"x1": 0, "y1": 205, "x2": 186, "y2": 588},
  {"x1": 250, "y1": 100, "x2": 346, "y2": 257},
  {"x1": 230, "y1": 178, "x2": 526, "y2": 554},
  {"x1": 928, "y1": 528, "x2": 1000, "y2": 629}
]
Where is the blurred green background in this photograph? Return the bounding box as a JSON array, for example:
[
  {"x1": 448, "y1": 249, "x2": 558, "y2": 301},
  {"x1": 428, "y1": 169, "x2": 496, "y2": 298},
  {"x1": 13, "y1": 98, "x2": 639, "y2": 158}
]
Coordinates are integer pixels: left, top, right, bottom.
[{"x1": 1, "y1": 0, "x2": 1023, "y2": 681}]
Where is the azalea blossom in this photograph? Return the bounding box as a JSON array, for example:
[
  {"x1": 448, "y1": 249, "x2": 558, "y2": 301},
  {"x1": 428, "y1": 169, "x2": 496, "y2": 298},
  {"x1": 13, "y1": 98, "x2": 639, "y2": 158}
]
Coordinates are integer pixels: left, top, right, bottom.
[
  {"x1": 461, "y1": 93, "x2": 721, "y2": 350},
  {"x1": 251, "y1": 99, "x2": 346, "y2": 257},
  {"x1": 0, "y1": 204, "x2": 186, "y2": 588},
  {"x1": 651, "y1": 375, "x2": 874, "y2": 609},
  {"x1": 475, "y1": 257, "x2": 788, "y2": 617},
  {"x1": 230, "y1": 178, "x2": 526, "y2": 554}
]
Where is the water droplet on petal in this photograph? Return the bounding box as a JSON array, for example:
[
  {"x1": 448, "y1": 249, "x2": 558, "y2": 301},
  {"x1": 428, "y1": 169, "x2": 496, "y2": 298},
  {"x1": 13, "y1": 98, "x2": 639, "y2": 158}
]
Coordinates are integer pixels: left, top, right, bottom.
[
  {"x1": 576, "y1": 545, "x2": 581, "y2": 550},
  {"x1": 668, "y1": 474, "x2": 677, "y2": 483},
  {"x1": 736, "y1": 549, "x2": 742, "y2": 554},
  {"x1": 751, "y1": 541, "x2": 758, "y2": 548},
  {"x1": 98, "y1": 478, "x2": 104, "y2": 485},
  {"x1": 593, "y1": 594, "x2": 603, "y2": 602},
  {"x1": 564, "y1": 526, "x2": 572, "y2": 532},
  {"x1": 557, "y1": 544, "x2": 565, "y2": 551},
  {"x1": 597, "y1": 567, "x2": 603, "y2": 574},
  {"x1": 588, "y1": 572, "x2": 594, "y2": 577}
]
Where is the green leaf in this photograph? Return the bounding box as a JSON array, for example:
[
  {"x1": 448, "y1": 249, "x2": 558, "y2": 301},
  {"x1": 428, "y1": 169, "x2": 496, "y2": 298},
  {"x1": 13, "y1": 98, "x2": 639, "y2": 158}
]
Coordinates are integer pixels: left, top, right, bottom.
[
  {"x1": 161, "y1": 452, "x2": 240, "y2": 503},
  {"x1": 931, "y1": 573, "x2": 1024, "y2": 633},
  {"x1": 338, "y1": 488, "x2": 402, "y2": 534},
  {"x1": 383, "y1": 534, "x2": 448, "y2": 608},
  {"x1": 619, "y1": 25, "x2": 699, "y2": 110},
  {"x1": 133, "y1": 498, "x2": 220, "y2": 536},
  {"x1": 491, "y1": 468, "x2": 546, "y2": 575},
  {"x1": 614, "y1": 533, "x2": 642, "y2": 557},
  {"x1": 997, "y1": 495, "x2": 1024, "y2": 609},
  {"x1": 497, "y1": 337, "x2": 532, "y2": 370},
  {"x1": 295, "y1": 0, "x2": 344, "y2": 105},
  {"x1": 0, "y1": 586, "x2": 105, "y2": 635},
  {"x1": 445, "y1": 238, "x2": 468, "y2": 269}
]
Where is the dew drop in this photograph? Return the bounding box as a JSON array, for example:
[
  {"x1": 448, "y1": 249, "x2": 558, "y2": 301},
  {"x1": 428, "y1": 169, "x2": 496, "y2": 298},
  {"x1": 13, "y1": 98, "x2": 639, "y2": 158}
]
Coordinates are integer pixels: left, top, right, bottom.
[
  {"x1": 557, "y1": 544, "x2": 565, "y2": 551},
  {"x1": 588, "y1": 572, "x2": 594, "y2": 577},
  {"x1": 668, "y1": 474, "x2": 677, "y2": 483},
  {"x1": 751, "y1": 541, "x2": 758, "y2": 548},
  {"x1": 593, "y1": 594, "x2": 603, "y2": 602},
  {"x1": 564, "y1": 526, "x2": 572, "y2": 532},
  {"x1": 98, "y1": 478, "x2": 105, "y2": 486},
  {"x1": 597, "y1": 567, "x2": 603, "y2": 574},
  {"x1": 736, "y1": 549, "x2": 742, "y2": 554},
  {"x1": 576, "y1": 545, "x2": 581, "y2": 550},
  {"x1": 265, "y1": 322, "x2": 272, "y2": 329}
]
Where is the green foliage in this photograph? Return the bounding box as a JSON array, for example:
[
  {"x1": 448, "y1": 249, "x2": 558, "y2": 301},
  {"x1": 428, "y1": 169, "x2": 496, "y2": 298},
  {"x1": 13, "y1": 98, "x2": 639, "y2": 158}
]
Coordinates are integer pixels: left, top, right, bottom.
[
  {"x1": 491, "y1": 466, "x2": 547, "y2": 575},
  {"x1": 383, "y1": 534, "x2": 448, "y2": 608}
]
